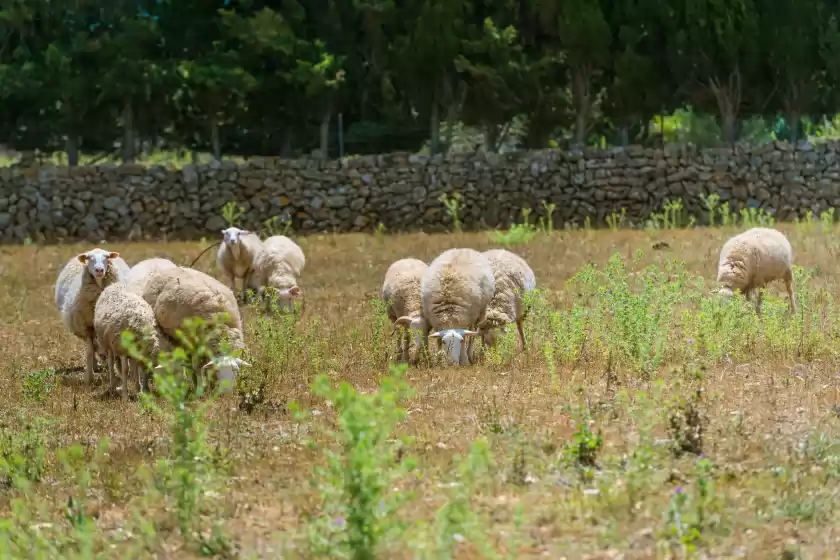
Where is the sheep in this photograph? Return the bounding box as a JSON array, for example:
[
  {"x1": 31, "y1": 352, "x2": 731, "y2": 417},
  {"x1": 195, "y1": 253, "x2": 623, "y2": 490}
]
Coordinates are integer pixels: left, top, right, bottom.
[
  {"x1": 216, "y1": 227, "x2": 264, "y2": 301},
  {"x1": 54, "y1": 248, "x2": 130, "y2": 385},
  {"x1": 421, "y1": 248, "x2": 495, "y2": 366},
  {"x1": 93, "y1": 282, "x2": 173, "y2": 396},
  {"x1": 478, "y1": 249, "x2": 537, "y2": 352},
  {"x1": 122, "y1": 258, "x2": 178, "y2": 304},
  {"x1": 249, "y1": 235, "x2": 306, "y2": 312},
  {"x1": 715, "y1": 227, "x2": 797, "y2": 314},
  {"x1": 384, "y1": 258, "x2": 430, "y2": 362},
  {"x1": 150, "y1": 267, "x2": 249, "y2": 387},
  {"x1": 152, "y1": 266, "x2": 246, "y2": 350}
]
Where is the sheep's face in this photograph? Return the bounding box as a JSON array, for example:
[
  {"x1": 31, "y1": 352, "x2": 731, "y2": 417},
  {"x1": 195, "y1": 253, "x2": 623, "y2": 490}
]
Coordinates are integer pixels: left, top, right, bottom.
[
  {"x1": 267, "y1": 285, "x2": 303, "y2": 313},
  {"x1": 481, "y1": 325, "x2": 506, "y2": 348},
  {"x1": 429, "y1": 328, "x2": 477, "y2": 366},
  {"x1": 222, "y1": 227, "x2": 249, "y2": 246},
  {"x1": 77, "y1": 249, "x2": 120, "y2": 287},
  {"x1": 394, "y1": 315, "x2": 428, "y2": 349},
  {"x1": 203, "y1": 356, "x2": 251, "y2": 394},
  {"x1": 715, "y1": 286, "x2": 735, "y2": 298}
]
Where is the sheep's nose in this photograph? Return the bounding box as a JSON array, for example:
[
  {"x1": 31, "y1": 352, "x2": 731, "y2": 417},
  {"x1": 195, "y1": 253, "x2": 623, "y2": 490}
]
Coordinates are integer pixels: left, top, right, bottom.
[{"x1": 93, "y1": 266, "x2": 105, "y2": 275}]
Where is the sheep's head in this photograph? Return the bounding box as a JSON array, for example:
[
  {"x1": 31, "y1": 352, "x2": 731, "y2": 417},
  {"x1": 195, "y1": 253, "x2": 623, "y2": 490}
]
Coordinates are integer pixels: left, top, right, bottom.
[
  {"x1": 222, "y1": 227, "x2": 250, "y2": 245},
  {"x1": 203, "y1": 355, "x2": 251, "y2": 394},
  {"x1": 393, "y1": 314, "x2": 429, "y2": 349},
  {"x1": 262, "y1": 284, "x2": 303, "y2": 313},
  {"x1": 712, "y1": 285, "x2": 735, "y2": 300},
  {"x1": 477, "y1": 309, "x2": 509, "y2": 348},
  {"x1": 77, "y1": 248, "x2": 120, "y2": 287},
  {"x1": 429, "y1": 328, "x2": 477, "y2": 366},
  {"x1": 222, "y1": 227, "x2": 250, "y2": 258}
]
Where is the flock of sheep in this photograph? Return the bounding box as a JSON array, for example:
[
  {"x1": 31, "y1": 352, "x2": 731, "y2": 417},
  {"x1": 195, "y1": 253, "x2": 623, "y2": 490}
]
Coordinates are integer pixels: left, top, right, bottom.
[
  {"x1": 53, "y1": 228, "x2": 305, "y2": 396},
  {"x1": 50, "y1": 222, "x2": 798, "y2": 396}
]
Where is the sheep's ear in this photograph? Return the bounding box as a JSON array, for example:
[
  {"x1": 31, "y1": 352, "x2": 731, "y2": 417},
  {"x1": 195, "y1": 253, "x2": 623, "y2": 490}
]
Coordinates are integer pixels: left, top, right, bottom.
[
  {"x1": 77, "y1": 253, "x2": 89, "y2": 263},
  {"x1": 462, "y1": 330, "x2": 479, "y2": 338},
  {"x1": 107, "y1": 252, "x2": 119, "y2": 259},
  {"x1": 202, "y1": 361, "x2": 213, "y2": 370},
  {"x1": 236, "y1": 359, "x2": 251, "y2": 367},
  {"x1": 394, "y1": 316, "x2": 412, "y2": 328},
  {"x1": 428, "y1": 332, "x2": 441, "y2": 339}
]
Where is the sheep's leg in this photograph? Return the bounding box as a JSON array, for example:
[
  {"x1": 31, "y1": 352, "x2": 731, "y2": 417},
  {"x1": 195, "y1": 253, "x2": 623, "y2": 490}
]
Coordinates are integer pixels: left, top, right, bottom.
[
  {"x1": 241, "y1": 272, "x2": 251, "y2": 303},
  {"x1": 137, "y1": 362, "x2": 149, "y2": 393},
  {"x1": 516, "y1": 319, "x2": 526, "y2": 352},
  {"x1": 107, "y1": 352, "x2": 118, "y2": 394},
  {"x1": 785, "y1": 270, "x2": 797, "y2": 313},
  {"x1": 754, "y1": 289, "x2": 764, "y2": 315},
  {"x1": 84, "y1": 338, "x2": 96, "y2": 385}
]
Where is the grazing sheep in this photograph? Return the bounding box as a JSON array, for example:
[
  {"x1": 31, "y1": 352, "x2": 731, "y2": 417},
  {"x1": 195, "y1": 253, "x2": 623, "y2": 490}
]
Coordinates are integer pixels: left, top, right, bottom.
[
  {"x1": 216, "y1": 227, "x2": 264, "y2": 301},
  {"x1": 54, "y1": 248, "x2": 130, "y2": 384},
  {"x1": 421, "y1": 248, "x2": 495, "y2": 366},
  {"x1": 249, "y1": 235, "x2": 306, "y2": 312},
  {"x1": 122, "y1": 258, "x2": 178, "y2": 304},
  {"x1": 94, "y1": 282, "x2": 173, "y2": 396},
  {"x1": 715, "y1": 227, "x2": 797, "y2": 314},
  {"x1": 384, "y1": 258, "x2": 429, "y2": 362},
  {"x1": 478, "y1": 249, "x2": 537, "y2": 352}
]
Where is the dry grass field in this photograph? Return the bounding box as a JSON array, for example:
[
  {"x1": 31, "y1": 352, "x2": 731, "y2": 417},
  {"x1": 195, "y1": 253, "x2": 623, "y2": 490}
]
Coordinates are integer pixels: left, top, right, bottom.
[{"x1": 2, "y1": 223, "x2": 840, "y2": 559}]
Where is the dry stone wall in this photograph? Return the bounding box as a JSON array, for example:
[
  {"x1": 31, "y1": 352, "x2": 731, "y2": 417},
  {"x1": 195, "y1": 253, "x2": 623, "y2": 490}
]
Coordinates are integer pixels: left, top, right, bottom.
[{"x1": 1, "y1": 141, "x2": 839, "y2": 243}]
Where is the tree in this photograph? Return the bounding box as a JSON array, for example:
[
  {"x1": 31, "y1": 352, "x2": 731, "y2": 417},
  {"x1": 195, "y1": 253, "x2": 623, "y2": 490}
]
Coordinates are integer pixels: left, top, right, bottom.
[
  {"x1": 396, "y1": 0, "x2": 473, "y2": 154},
  {"x1": 667, "y1": 0, "x2": 762, "y2": 145},
  {"x1": 758, "y1": 0, "x2": 826, "y2": 143},
  {"x1": 528, "y1": 0, "x2": 611, "y2": 147}
]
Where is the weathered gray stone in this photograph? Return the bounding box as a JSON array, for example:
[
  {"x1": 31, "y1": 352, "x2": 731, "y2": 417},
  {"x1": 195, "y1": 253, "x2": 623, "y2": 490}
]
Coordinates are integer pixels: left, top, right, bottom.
[{"x1": 0, "y1": 141, "x2": 837, "y2": 241}]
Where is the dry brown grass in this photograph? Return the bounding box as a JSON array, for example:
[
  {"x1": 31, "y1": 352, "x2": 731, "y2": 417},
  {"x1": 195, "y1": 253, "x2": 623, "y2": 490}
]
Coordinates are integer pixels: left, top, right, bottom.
[{"x1": 2, "y1": 225, "x2": 840, "y2": 558}]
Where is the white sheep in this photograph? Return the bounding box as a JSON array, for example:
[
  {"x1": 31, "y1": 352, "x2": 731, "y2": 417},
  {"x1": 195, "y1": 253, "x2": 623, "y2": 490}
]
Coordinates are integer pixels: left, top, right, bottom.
[
  {"x1": 54, "y1": 248, "x2": 130, "y2": 384},
  {"x1": 478, "y1": 249, "x2": 537, "y2": 352},
  {"x1": 384, "y1": 258, "x2": 429, "y2": 362},
  {"x1": 216, "y1": 227, "x2": 264, "y2": 301},
  {"x1": 122, "y1": 258, "x2": 178, "y2": 304},
  {"x1": 150, "y1": 266, "x2": 249, "y2": 386},
  {"x1": 93, "y1": 282, "x2": 173, "y2": 396},
  {"x1": 421, "y1": 248, "x2": 495, "y2": 366},
  {"x1": 715, "y1": 226, "x2": 797, "y2": 314},
  {"x1": 249, "y1": 235, "x2": 306, "y2": 312}
]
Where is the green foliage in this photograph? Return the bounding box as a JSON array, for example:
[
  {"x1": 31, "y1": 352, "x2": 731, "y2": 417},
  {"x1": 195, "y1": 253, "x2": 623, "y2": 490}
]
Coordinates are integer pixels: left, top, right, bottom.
[
  {"x1": 0, "y1": 417, "x2": 47, "y2": 487},
  {"x1": 221, "y1": 201, "x2": 245, "y2": 228},
  {"x1": 20, "y1": 369, "x2": 56, "y2": 403},
  {"x1": 488, "y1": 208, "x2": 539, "y2": 245},
  {"x1": 292, "y1": 362, "x2": 417, "y2": 559},
  {"x1": 438, "y1": 192, "x2": 463, "y2": 233}
]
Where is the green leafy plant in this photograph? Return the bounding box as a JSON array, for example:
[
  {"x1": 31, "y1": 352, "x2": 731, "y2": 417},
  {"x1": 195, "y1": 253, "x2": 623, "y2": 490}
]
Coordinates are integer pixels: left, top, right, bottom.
[
  {"x1": 539, "y1": 200, "x2": 557, "y2": 234},
  {"x1": 438, "y1": 192, "x2": 463, "y2": 233},
  {"x1": 292, "y1": 362, "x2": 417, "y2": 559},
  {"x1": 489, "y1": 208, "x2": 539, "y2": 245},
  {"x1": 220, "y1": 201, "x2": 246, "y2": 227},
  {"x1": 20, "y1": 369, "x2": 56, "y2": 403},
  {"x1": 263, "y1": 214, "x2": 293, "y2": 237}
]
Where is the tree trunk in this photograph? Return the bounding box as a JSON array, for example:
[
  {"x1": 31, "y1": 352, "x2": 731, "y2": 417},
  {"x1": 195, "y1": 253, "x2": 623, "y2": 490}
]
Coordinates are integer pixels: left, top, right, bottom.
[
  {"x1": 484, "y1": 125, "x2": 499, "y2": 152},
  {"x1": 571, "y1": 67, "x2": 591, "y2": 148},
  {"x1": 787, "y1": 111, "x2": 800, "y2": 144},
  {"x1": 619, "y1": 126, "x2": 629, "y2": 147},
  {"x1": 122, "y1": 99, "x2": 135, "y2": 164},
  {"x1": 722, "y1": 111, "x2": 737, "y2": 146},
  {"x1": 281, "y1": 126, "x2": 294, "y2": 158},
  {"x1": 210, "y1": 119, "x2": 221, "y2": 161},
  {"x1": 319, "y1": 107, "x2": 331, "y2": 160},
  {"x1": 430, "y1": 91, "x2": 441, "y2": 155},
  {"x1": 66, "y1": 136, "x2": 79, "y2": 167}
]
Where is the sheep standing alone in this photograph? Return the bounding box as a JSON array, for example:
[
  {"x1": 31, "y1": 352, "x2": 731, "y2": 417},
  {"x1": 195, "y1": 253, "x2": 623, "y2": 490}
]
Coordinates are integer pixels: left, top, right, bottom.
[
  {"x1": 383, "y1": 258, "x2": 429, "y2": 363},
  {"x1": 249, "y1": 235, "x2": 306, "y2": 312},
  {"x1": 478, "y1": 249, "x2": 537, "y2": 352},
  {"x1": 54, "y1": 248, "x2": 130, "y2": 384},
  {"x1": 216, "y1": 227, "x2": 264, "y2": 301},
  {"x1": 94, "y1": 282, "x2": 172, "y2": 396},
  {"x1": 122, "y1": 258, "x2": 178, "y2": 303},
  {"x1": 421, "y1": 248, "x2": 495, "y2": 366},
  {"x1": 716, "y1": 227, "x2": 797, "y2": 313}
]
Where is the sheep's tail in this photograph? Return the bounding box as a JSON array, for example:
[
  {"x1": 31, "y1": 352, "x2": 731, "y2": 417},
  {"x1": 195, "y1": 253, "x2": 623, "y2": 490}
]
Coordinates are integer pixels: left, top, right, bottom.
[{"x1": 188, "y1": 241, "x2": 222, "y2": 269}]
